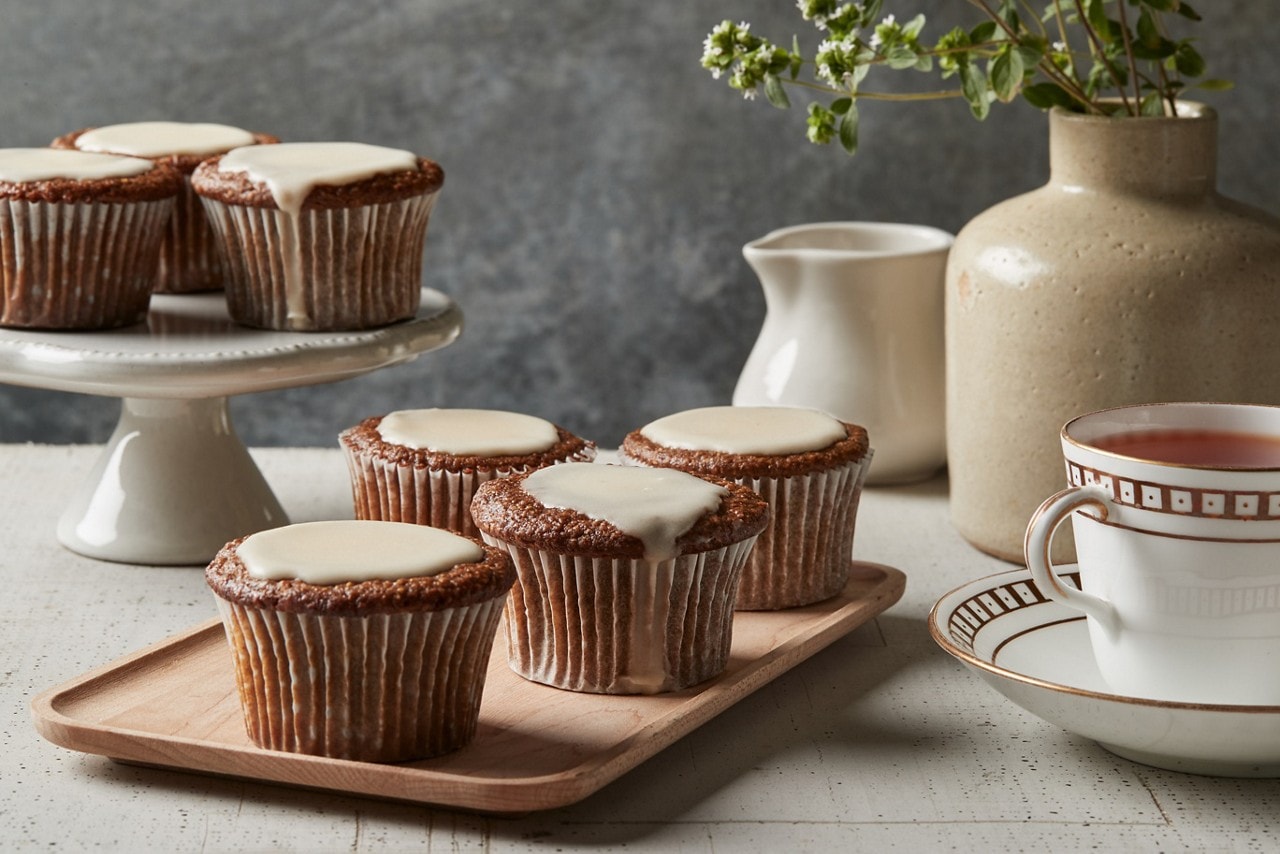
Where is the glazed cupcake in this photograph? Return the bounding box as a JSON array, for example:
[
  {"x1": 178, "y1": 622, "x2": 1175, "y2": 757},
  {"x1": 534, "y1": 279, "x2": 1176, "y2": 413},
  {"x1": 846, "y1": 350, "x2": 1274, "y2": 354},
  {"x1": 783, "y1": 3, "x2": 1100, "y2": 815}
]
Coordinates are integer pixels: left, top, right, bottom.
[
  {"x1": 0, "y1": 148, "x2": 182, "y2": 329},
  {"x1": 52, "y1": 121, "x2": 279, "y2": 294},
  {"x1": 340, "y1": 408, "x2": 596, "y2": 539},
  {"x1": 620, "y1": 406, "x2": 872, "y2": 610},
  {"x1": 205, "y1": 520, "x2": 515, "y2": 763},
  {"x1": 470, "y1": 462, "x2": 769, "y2": 695},
  {"x1": 191, "y1": 141, "x2": 444, "y2": 331}
]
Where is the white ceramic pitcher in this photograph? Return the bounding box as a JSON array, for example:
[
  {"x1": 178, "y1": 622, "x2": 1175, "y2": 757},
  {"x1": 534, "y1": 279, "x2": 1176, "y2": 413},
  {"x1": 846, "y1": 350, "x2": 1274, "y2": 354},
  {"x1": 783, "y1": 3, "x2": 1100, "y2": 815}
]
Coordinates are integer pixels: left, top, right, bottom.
[{"x1": 733, "y1": 222, "x2": 952, "y2": 484}]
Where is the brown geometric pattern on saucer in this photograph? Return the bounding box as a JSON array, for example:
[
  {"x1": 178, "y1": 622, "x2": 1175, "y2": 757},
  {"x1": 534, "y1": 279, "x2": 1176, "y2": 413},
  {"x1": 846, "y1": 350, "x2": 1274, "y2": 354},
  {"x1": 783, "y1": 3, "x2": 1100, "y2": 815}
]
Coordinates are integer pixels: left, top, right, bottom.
[
  {"x1": 946, "y1": 573, "x2": 1079, "y2": 654},
  {"x1": 1067, "y1": 462, "x2": 1280, "y2": 521}
]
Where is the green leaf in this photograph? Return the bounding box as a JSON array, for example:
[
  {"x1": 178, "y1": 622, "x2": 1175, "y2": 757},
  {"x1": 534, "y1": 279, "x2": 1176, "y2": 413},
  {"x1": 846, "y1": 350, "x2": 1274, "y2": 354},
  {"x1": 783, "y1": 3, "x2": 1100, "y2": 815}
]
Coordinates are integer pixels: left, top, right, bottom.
[
  {"x1": 839, "y1": 105, "x2": 859, "y2": 155},
  {"x1": 764, "y1": 74, "x2": 790, "y2": 109},
  {"x1": 960, "y1": 63, "x2": 991, "y2": 120},
  {"x1": 1143, "y1": 0, "x2": 1178, "y2": 11},
  {"x1": 1083, "y1": 0, "x2": 1109, "y2": 33},
  {"x1": 830, "y1": 97, "x2": 853, "y2": 116},
  {"x1": 1131, "y1": 36, "x2": 1177, "y2": 61},
  {"x1": 990, "y1": 49, "x2": 1024, "y2": 102},
  {"x1": 1140, "y1": 92, "x2": 1166, "y2": 116},
  {"x1": 1021, "y1": 81, "x2": 1077, "y2": 110},
  {"x1": 1193, "y1": 77, "x2": 1235, "y2": 91},
  {"x1": 970, "y1": 21, "x2": 997, "y2": 43},
  {"x1": 886, "y1": 45, "x2": 921, "y2": 70},
  {"x1": 1136, "y1": 9, "x2": 1161, "y2": 47},
  {"x1": 1016, "y1": 42, "x2": 1046, "y2": 68},
  {"x1": 997, "y1": 0, "x2": 1021, "y2": 30},
  {"x1": 1174, "y1": 42, "x2": 1207, "y2": 77},
  {"x1": 902, "y1": 13, "x2": 926, "y2": 40},
  {"x1": 1176, "y1": 2, "x2": 1203, "y2": 22}
]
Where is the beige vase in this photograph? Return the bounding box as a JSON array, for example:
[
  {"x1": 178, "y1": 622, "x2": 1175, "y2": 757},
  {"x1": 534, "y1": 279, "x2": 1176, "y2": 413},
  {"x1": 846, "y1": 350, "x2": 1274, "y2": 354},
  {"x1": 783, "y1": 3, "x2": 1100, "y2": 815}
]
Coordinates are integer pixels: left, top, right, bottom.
[{"x1": 946, "y1": 103, "x2": 1280, "y2": 563}]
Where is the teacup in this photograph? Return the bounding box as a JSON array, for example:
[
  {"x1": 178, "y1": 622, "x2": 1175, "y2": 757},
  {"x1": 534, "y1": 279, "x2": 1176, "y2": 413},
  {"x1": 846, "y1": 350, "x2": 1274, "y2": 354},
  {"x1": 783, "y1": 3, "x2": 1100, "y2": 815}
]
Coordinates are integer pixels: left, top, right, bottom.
[{"x1": 1024, "y1": 402, "x2": 1280, "y2": 705}]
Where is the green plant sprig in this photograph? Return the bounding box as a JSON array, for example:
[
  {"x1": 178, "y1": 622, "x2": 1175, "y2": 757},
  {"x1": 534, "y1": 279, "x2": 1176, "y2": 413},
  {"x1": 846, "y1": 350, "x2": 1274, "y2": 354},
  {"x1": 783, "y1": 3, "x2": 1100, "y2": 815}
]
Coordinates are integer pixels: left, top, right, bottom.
[{"x1": 700, "y1": 0, "x2": 1232, "y2": 155}]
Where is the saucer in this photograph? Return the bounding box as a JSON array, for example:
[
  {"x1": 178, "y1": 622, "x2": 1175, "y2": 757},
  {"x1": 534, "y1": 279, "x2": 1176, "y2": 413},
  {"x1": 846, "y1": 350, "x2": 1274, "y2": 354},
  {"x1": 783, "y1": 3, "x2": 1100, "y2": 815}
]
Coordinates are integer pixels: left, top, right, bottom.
[{"x1": 929, "y1": 566, "x2": 1280, "y2": 777}]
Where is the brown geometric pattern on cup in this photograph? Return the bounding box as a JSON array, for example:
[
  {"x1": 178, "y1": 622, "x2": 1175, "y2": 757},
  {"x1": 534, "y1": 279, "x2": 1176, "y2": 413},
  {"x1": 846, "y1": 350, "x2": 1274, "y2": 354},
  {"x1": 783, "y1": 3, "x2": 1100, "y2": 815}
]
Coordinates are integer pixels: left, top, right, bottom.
[
  {"x1": 1067, "y1": 462, "x2": 1280, "y2": 521},
  {"x1": 946, "y1": 573, "x2": 1078, "y2": 653}
]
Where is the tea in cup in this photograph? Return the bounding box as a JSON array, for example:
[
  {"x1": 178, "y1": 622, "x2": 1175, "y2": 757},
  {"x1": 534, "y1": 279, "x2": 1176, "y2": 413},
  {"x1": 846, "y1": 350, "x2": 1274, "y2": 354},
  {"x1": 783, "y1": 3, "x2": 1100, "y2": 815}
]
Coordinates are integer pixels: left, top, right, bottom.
[{"x1": 1023, "y1": 402, "x2": 1280, "y2": 705}]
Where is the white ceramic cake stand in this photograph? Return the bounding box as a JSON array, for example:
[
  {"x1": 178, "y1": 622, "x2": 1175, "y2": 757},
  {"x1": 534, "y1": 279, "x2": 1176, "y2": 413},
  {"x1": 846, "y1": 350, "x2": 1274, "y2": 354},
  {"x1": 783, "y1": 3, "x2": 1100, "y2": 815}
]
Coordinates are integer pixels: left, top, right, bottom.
[{"x1": 0, "y1": 290, "x2": 462, "y2": 565}]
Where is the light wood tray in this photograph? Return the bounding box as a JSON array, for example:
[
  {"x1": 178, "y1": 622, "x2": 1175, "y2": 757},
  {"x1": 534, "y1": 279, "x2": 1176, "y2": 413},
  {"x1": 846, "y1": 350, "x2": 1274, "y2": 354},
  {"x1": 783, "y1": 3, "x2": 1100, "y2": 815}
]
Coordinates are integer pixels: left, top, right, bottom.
[{"x1": 32, "y1": 561, "x2": 904, "y2": 814}]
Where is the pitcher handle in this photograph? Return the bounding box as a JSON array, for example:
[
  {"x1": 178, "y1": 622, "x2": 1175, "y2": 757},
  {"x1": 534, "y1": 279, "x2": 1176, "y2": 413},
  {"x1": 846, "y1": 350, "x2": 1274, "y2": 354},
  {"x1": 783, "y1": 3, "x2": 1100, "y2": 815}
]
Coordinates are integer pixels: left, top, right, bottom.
[{"x1": 1023, "y1": 485, "x2": 1118, "y2": 634}]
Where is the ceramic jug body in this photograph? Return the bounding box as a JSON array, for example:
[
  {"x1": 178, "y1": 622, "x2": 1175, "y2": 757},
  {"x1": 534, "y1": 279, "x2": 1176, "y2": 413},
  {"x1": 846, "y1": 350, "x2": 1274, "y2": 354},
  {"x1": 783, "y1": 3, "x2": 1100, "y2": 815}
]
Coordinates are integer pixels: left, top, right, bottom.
[
  {"x1": 946, "y1": 104, "x2": 1280, "y2": 562},
  {"x1": 734, "y1": 222, "x2": 953, "y2": 484}
]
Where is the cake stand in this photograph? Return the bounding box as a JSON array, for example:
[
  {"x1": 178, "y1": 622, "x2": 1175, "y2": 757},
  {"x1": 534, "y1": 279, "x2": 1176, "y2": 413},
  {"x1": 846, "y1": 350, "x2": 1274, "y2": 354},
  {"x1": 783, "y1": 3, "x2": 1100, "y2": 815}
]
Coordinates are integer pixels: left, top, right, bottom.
[{"x1": 0, "y1": 290, "x2": 462, "y2": 565}]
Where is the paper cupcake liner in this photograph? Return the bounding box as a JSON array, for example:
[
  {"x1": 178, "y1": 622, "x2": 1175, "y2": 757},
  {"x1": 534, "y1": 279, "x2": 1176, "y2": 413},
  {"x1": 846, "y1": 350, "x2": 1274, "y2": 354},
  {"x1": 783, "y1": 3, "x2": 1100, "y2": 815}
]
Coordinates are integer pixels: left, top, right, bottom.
[
  {"x1": 480, "y1": 536, "x2": 757, "y2": 694},
  {"x1": 154, "y1": 182, "x2": 225, "y2": 294},
  {"x1": 201, "y1": 192, "x2": 438, "y2": 331},
  {"x1": 213, "y1": 595, "x2": 504, "y2": 762},
  {"x1": 733, "y1": 456, "x2": 871, "y2": 610},
  {"x1": 0, "y1": 198, "x2": 173, "y2": 329},
  {"x1": 342, "y1": 445, "x2": 597, "y2": 539}
]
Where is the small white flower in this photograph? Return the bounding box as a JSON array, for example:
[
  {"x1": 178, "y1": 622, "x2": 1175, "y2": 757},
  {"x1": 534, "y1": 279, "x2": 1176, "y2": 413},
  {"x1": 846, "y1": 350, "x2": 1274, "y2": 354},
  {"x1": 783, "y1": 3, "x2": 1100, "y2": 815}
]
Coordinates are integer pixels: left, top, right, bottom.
[
  {"x1": 1053, "y1": 40, "x2": 1068, "y2": 53},
  {"x1": 743, "y1": 88, "x2": 758, "y2": 100}
]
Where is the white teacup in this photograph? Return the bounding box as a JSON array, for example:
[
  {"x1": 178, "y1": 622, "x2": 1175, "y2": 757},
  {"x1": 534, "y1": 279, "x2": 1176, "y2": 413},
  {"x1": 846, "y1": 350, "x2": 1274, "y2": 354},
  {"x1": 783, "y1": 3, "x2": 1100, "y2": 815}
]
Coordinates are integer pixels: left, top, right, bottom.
[{"x1": 1024, "y1": 402, "x2": 1280, "y2": 705}]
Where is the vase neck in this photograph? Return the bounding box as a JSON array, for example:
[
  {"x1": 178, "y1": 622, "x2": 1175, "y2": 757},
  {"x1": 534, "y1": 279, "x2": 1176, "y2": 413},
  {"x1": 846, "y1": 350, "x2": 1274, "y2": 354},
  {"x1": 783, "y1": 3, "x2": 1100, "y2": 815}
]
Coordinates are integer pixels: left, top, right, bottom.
[{"x1": 1048, "y1": 104, "x2": 1218, "y2": 198}]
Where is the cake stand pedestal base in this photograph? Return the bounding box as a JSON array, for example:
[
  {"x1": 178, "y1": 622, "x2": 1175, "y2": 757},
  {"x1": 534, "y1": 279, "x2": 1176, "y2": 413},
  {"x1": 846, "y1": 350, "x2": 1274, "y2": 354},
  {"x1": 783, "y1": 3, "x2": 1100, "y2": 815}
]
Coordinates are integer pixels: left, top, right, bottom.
[{"x1": 56, "y1": 396, "x2": 288, "y2": 565}]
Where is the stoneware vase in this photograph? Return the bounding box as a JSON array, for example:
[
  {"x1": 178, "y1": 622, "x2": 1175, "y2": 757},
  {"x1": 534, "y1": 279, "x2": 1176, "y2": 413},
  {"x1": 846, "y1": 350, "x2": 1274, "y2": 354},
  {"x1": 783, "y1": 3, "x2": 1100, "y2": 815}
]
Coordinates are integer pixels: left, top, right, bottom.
[
  {"x1": 734, "y1": 221, "x2": 953, "y2": 485},
  {"x1": 946, "y1": 103, "x2": 1280, "y2": 562}
]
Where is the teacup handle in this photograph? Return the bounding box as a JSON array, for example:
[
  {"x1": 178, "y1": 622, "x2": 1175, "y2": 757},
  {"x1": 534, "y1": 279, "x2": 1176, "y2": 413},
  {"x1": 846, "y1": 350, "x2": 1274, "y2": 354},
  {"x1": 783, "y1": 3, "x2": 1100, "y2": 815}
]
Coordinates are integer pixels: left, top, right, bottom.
[{"x1": 1023, "y1": 485, "x2": 1119, "y2": 634}]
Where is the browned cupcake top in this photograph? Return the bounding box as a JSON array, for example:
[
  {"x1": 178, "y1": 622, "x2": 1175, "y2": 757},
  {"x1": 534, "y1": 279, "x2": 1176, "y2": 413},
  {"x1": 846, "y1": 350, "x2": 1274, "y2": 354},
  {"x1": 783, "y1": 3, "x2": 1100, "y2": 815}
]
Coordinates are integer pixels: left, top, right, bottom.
[
  {"x1": 190, "y1": 146, "x2": 444, "y2": 211},
  {"x1": 470, "y1": 465, "x2": 770, "y2": 559},
  {"x1": 51, "y1": 123, "x2": 280, "y2": 175},
  {"x1": 621, "y1": 412, "x2": 870, "y2": 480},
  {"x1": 0, "y1": 148, "x2": 183, "y2": 204},
  {"x1": 206, "y1": 523, "x2": 515, "y2": 616},
  {"x1": 340, "y1": 413, "x2": 595, "y2": 473}
]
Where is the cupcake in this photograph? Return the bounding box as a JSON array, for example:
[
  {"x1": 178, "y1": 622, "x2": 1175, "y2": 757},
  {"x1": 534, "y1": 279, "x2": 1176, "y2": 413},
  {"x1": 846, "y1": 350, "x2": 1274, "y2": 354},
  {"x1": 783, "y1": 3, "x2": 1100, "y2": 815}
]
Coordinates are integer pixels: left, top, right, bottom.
[
  {"x1": 470, "y1": 462, "x2": 769, "y2": 695},
  {"x1": 620, "y1": 406, "x2": 872, "y2": 610},
  {"x1": 0, "y1": 148, "x2": 182, "y2": 329},
  {"x1": 191, "y1": 141, "x2": 444, "y2": 331},
  {"x1": 52, "y1": 121, "x2": 279, "y2": 294},
  {"x1": 205, "y1": 519, "x2": 515, "y2": 763},
  {"x1": 340, "y1": 408, "x2": 596, "y2": 539}
]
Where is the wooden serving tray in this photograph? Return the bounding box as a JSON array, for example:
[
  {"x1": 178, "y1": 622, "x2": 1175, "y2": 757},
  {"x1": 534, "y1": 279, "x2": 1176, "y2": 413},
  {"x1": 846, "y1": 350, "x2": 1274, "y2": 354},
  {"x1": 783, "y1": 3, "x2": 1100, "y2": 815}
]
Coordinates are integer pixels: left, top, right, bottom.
[{"x1": 32, "y1": 561, "x2": 904, "y2": 814}]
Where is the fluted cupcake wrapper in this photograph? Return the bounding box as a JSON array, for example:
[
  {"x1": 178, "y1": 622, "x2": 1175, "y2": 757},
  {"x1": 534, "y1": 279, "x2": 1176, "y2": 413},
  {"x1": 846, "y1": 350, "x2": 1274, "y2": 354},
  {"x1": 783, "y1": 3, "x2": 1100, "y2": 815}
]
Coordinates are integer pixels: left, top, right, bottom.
[
  {"x1": 342, "y1": 446, "x2": 598, "y2": 539},
  {"x1": 618, "y1": 450, "x2": 874, "y2": 610},
  {"x1": 733, "y1": 454, "x2": 872, "y2": 610},
  {"x1": 200, "y1": 191, "x2": 438, "y2": 331},
  {"x1": 154, "y1": 181, "x2": 226, "y2": 294},
  {"x1": 479, "y1": 536, "x2": 757, "y2": 694},
  {"x1": 213, "y1": 595, "x2": 505, "y2": 762},
  {"x1": 0, "y1": 198, "x2": 173, "y2": 329}
]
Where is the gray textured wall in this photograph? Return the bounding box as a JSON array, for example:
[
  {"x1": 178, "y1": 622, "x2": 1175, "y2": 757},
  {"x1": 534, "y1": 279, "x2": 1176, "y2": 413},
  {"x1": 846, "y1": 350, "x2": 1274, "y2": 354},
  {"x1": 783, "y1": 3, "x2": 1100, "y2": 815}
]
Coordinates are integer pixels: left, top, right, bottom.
[{"x1": 0, "y1": 0, "x2": 1274, "y2": 449}]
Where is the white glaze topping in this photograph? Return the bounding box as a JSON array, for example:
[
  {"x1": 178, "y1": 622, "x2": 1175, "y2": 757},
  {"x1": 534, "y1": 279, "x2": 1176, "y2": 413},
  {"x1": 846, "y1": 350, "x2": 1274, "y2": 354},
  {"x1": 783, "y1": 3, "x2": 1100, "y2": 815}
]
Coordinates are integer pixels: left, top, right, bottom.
[
  {"x1": 0, "y1": 148, "x2": 153, "y2": 182},
  {"x1": 377, "y1": 408, "x2": 559, "y2": 456},
  {"x1": 74, "y1": 121, "x2": 257, "y2": 158},
  {"x1": 215, "y1": 141, "x2": 420, "y2": 326},
  {"x1": 641, "y1": 406, "x2": 845, "y2": 455},
  {"x1": 238, "y1": 519, "x2": 482, "y2": 585},
  {"x1": 216, "y1": 141, "x2": 418, "y2": 217},
  {"x1": 522, "y1": 462, "x2": 727, "y2": 562}
]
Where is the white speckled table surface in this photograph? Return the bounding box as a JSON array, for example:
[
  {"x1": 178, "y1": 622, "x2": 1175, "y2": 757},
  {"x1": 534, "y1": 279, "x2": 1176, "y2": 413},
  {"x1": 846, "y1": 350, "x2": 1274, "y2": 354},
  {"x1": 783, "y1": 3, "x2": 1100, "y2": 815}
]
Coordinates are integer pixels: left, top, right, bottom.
[{"x1": 5, "y1": 444, "x2": 1279, "y2": 852}]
